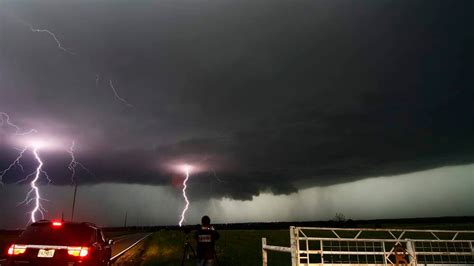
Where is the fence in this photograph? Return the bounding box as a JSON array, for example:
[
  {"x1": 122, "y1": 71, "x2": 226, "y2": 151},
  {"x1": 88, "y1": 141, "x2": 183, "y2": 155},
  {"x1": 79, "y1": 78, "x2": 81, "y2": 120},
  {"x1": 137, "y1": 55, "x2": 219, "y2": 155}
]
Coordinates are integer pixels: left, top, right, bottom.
[{"x1": 262, "y1": 226, "x2": 474, "y2": 266}]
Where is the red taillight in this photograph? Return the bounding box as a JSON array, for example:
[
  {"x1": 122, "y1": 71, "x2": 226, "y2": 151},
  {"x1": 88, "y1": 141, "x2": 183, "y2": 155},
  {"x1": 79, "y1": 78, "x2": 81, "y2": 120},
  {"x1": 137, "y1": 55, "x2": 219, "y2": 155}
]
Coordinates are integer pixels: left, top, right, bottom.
[
  {"x1": 67, "y1": 246, "x2": 89, "y2": 257},
  {"x1": 7, "y1": 246, "x2": 13, "y2": 255},
  {"x1": 7, "y1": 244, "x2": 27, "y2": 255},
  {"x1": 79, "y1": 247, "x2": 89, "y2": 257},
  {"x1": 52, "y1": 221, "x2": 62, "y2": 227}
]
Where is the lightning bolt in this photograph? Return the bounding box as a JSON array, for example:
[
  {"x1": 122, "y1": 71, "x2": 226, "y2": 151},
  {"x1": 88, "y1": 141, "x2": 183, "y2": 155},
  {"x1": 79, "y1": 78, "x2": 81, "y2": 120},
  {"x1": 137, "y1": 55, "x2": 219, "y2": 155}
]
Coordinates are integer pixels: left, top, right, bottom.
[
  {"x1": 6, "y1": 14, "x2": 137, "y2": 109},
  {"x1": 198, "y1": 154, "x2": 224, "y2": 183},
  {"x1": 0, "y1": 112, "x2": 36, "y2": 185},
  {"x1": 178, "y1": 166, "x2": 191, "y2": 227},
  {"x1": 0, "y1": 112, "x2": 37, "y2": 136},
  {"x1": 14, "y1": 17, "x2": 75, "y2": 55},
  {"x1": 67, "y1": 142, "x2": 78, "y2": 185},
  {"x1": 109, "y1": 80, "x2": 134, "y2": 108},
  {"x1": 0, "y1": 112, "x2": 48, "y2": 223},
  {"x1": 15, "y1": 146, "x2": 49, "y2": 224},
  {"x1": 1, "y1": 112, "x2": 95, "y2": 224},
  {"x1": 67, "y1": 141, "x2": 93, "y2": 185},
  {"x1": 0, "y1": 147, "x2": 28, "y2": 185},
  {"x1": 29, "y1": 147, "x2": 45, "y2": 222},
  {"x1": 211, "y1": 169, "x2": 223, "y2": 183}
]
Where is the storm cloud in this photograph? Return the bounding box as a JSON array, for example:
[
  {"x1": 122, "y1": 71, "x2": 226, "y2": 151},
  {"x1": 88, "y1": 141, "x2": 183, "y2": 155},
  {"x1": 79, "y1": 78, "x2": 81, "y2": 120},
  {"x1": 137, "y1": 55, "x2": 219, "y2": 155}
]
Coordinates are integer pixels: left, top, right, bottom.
[{"x1": 0, "y1": 0, "x2": 473, "y2": 200}]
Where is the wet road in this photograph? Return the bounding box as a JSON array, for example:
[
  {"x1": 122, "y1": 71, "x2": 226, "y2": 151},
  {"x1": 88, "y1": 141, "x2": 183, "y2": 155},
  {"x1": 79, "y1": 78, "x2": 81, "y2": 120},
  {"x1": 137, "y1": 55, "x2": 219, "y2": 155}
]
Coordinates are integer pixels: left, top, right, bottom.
[{"x1": 110, "y1": 232, "x2": 151, "y2": 261}]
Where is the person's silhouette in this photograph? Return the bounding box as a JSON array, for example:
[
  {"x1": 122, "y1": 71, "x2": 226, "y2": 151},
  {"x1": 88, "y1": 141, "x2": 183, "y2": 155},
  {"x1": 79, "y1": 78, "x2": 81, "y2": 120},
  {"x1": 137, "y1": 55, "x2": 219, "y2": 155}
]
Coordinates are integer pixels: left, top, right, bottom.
[{"x1": 195, "y1": 215, "x2": 220, "y2": 266}]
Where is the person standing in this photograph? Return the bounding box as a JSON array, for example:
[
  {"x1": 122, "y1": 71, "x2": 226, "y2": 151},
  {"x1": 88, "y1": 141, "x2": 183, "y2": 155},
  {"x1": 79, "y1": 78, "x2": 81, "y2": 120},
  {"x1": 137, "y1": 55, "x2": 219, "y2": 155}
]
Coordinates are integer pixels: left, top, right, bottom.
[{"x1": 195, "y1": 215, "x2": 220, "y2": 266}]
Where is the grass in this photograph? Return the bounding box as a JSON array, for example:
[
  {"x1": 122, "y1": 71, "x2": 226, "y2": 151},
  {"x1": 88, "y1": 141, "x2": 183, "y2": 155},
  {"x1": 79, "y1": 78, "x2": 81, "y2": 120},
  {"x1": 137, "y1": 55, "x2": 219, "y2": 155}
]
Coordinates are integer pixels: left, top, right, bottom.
[
  {"x1": 217, "y1": 230, "x2": 290, "y2": 266},
  {"x1": 137, "y1": 223, "x2": 474, "y2": 265},
  {"x1": 141, "y1": 230, "x2": 184, "y2": 266},
  {"x1": 139, "y1": 229, "x2": 290, "y2": 266}
]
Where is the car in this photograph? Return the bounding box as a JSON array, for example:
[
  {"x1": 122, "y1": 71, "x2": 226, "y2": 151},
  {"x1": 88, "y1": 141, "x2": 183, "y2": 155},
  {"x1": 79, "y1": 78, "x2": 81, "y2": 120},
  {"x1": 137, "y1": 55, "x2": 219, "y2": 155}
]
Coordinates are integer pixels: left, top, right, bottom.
[{"x1": 5, "y1": 220, "x2": 113, "y2": 266}]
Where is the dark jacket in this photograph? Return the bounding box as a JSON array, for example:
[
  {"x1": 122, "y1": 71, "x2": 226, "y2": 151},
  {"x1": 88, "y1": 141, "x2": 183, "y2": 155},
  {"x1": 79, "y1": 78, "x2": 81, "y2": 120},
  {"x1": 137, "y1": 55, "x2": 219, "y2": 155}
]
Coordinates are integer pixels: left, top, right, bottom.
[{"x1": 195, "y1": 226, "x2": 220, "y2": 260}]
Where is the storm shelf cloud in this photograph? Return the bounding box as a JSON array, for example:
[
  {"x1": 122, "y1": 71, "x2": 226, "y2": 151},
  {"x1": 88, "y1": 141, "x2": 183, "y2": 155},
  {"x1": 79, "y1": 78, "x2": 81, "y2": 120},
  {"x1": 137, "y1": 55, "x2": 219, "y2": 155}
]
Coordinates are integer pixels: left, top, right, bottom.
[{"x1": 0, "y1": 0, "x2": 473, "y2": 204}]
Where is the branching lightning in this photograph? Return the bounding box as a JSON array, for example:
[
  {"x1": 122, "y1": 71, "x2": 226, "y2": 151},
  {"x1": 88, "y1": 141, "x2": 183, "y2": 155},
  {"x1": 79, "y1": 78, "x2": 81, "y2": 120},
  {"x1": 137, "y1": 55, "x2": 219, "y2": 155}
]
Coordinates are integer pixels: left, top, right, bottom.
[
  {"x1": 0, "y1": 147, "x2": 28, "y2": 185},
  {"x1": 211, "y1": 169, "x2": 223, "y2": 183},
  {"x1": 8, "y1": 15, "x2": 137, "y2": 110},
  {"x1": 67, "y1": 141, "x2": 78, "y2": 185},
  {"x1": 67, "y1": 141, "x2": 93, "y2": 185},
  {"x1": 0, "y1": 112, "x2": 48, "y2": 223},
  {"x1": 109, "y1": 80, "x2": 134, "y2": 108},
  {"x1": 29, "y1": 147, "x2": 45, "y2": 222},
  {"x1": 17, "y1": 147, "x2": 48, "y2": 223},
  {"x1": 14, "y1": 18, "x2": 75, "y2": 55},
  {"x1": 0, "y1": 113, "x2": 35, "y2": 185},
  {"x1": 0, "y1": 112, "x2": 37, "y2": 136},
  {"x1": 2, "y1": 11, "x2": 134, "y2": 224},
  {"x1": 178, "y1": 165, "x2": 191, "y2": 227}
]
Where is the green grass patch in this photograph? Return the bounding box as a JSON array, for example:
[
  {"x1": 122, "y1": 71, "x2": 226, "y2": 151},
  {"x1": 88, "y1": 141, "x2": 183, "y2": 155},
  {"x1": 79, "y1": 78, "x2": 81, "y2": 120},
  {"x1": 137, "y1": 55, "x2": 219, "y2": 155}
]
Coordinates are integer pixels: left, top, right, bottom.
[
  {"x1": 217, "y1": 230, "x2": 290, "y2": 266},
  {"x1": 138, "y1": 224, "x2": 474, "y2": 265},
  {"x1": 140, "y1": 230, "x2": 290, "y2": 266},
  {"x1": 141, "y1": 230, "x2": 185, "y2": 266}
]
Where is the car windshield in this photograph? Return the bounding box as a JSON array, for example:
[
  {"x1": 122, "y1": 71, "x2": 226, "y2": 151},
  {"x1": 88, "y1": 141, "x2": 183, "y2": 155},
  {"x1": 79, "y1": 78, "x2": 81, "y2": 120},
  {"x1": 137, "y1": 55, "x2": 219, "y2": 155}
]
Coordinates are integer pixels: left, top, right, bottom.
[{"x1": 16, "y1": 224, "x2": 94, "y2": 246}]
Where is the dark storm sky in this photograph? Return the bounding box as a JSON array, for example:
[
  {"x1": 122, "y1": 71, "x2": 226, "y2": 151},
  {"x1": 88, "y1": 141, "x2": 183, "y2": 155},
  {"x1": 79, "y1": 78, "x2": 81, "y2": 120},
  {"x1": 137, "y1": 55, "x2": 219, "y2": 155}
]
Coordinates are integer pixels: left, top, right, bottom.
[{"x1": 0, "y1": 0, "x2": 473, "y2": 203}]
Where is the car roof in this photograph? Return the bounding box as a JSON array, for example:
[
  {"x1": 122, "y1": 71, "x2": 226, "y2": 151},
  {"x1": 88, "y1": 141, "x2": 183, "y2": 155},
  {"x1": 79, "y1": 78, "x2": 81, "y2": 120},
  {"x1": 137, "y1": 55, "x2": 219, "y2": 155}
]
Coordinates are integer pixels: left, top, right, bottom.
[{"x1": 31, "y1": 220, "x2": 100, "y2": 230}]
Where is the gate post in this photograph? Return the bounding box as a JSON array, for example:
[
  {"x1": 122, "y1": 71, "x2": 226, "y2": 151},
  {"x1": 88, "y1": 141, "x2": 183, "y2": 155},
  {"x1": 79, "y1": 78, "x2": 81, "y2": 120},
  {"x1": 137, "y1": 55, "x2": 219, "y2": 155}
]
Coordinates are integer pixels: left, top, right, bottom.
[
  {"x1": 262, "y1": 238, "x2": 268, "y2": 266},
  {"x1": 290, "y1": 226, "x2": 298, "y2": 266},
  {"x1": 406, "y1": 241, "x2": 416, "y2": 265},
  {"x1": 469, "y1": 241, "x2": 473, "y2": 261}
]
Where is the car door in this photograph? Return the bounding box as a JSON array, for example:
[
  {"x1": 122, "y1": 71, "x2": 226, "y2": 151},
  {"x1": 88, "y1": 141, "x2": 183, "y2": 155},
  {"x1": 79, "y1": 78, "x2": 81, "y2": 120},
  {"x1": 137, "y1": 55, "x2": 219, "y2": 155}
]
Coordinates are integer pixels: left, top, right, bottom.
[
  {"x1": 94, "y1": 229, "x2": 107, "y2": 264},
  {"x1": 88, "y1": 228, "x2": 103, "y2": 264},
  {"x1": 99, "y1": 229, "x2": 112, "y2": 262}
]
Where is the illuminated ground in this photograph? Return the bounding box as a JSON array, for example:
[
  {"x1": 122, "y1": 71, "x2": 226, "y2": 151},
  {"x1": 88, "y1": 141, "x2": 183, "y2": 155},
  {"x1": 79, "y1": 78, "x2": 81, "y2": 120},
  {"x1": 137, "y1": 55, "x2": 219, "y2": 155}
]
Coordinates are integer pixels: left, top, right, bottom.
[{"x1": 115, "y1": 229, "x2": 290, "y2": 266}]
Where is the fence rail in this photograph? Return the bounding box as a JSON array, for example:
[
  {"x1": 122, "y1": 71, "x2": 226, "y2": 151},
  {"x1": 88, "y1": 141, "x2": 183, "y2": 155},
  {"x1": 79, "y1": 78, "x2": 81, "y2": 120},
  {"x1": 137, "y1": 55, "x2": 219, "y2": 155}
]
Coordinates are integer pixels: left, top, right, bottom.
[{"x1": 262, "y1": 227, "x2": 474, "y2": 266}]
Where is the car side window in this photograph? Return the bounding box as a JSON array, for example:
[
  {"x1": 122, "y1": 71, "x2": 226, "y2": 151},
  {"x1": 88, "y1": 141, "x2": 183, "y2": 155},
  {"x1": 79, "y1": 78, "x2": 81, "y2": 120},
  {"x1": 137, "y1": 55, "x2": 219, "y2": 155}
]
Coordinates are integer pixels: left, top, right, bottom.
[
  {"x1": 99, "y1": 230, "x2": 106, "y2": 243},
  {"x1": 90, "y1": 228, "x2": 97, "y2": 243}
]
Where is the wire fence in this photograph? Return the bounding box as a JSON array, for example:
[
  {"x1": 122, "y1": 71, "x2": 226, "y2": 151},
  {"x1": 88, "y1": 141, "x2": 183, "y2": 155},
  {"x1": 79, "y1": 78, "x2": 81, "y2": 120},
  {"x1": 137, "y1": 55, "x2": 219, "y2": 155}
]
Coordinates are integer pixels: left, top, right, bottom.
[{"x1": 262, "y1": 227, "x2": 474, "y2": 266}]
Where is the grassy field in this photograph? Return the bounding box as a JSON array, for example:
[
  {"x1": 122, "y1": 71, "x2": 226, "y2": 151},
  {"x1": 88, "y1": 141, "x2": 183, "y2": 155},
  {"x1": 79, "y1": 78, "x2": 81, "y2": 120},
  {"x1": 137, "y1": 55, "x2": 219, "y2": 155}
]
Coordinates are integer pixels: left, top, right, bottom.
[
  {"x1": 121, "y1": 222, "x2": 474, "y2": 265},
  {"x1": 132, "y1": 229, "x2": 290, "y2": 266}
]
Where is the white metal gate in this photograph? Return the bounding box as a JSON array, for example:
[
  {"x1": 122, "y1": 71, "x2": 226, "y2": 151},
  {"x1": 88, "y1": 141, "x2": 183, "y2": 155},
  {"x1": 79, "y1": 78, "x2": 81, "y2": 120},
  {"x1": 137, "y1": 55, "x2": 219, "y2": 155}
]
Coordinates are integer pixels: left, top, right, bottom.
[{"x1": 262, "y1": 227, "x2": 474, "y2": 266}]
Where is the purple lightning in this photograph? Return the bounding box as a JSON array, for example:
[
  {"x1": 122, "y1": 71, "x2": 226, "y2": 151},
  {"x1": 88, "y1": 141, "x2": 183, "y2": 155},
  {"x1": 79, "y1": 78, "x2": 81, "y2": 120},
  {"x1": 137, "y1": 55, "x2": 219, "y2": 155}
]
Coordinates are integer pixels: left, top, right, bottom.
[
  {"x1": 0, "y1": 147, "x2": 28, "y2": 185},
  {"x1": 109, "y1": 80, "x2": 134, "y2": 107},
  {"x1": 1, "y1": 112, "x2": 94, "y2": 224},
  {"x1": 0, "y1": 112, "x2": 49, "y2": 223},
  {"x1": 0, "y1": 112, "x2": 37, "y2": 136},
  {"x1": 16, "y1": 144, "x2": 48, "y2": 223},
  {"x1": 0, "y1": 112, "x2": 36, "y2": 185},
  {"x1": 178, "y1": 165, "x2": 191, "y2": 227},
  {"x1": 29, "y1": 147, "x2": 45, "y2": 222}
]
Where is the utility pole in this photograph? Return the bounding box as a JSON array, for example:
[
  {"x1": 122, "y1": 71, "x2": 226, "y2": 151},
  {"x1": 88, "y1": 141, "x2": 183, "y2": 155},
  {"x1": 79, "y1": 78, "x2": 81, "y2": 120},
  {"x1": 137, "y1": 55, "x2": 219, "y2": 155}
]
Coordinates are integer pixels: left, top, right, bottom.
[
  {"x1": 71, "y1": 183, "x2": 78, "y2": 221},
  {"x1": 124, "y1": 211, "x2": 128, "y2": 228}
]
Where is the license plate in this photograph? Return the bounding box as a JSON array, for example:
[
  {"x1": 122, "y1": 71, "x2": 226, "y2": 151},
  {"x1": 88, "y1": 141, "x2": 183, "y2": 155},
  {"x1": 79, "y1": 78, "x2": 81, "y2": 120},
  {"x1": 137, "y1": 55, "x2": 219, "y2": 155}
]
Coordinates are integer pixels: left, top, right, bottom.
[{"x1": 37, "y1": 249, "x2": 55, "y2": 258}]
